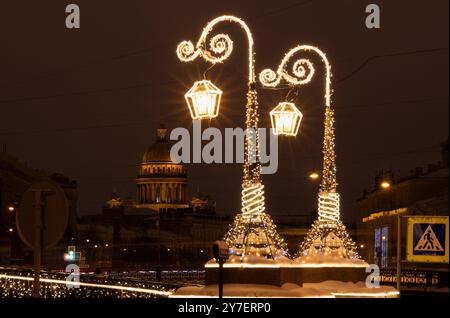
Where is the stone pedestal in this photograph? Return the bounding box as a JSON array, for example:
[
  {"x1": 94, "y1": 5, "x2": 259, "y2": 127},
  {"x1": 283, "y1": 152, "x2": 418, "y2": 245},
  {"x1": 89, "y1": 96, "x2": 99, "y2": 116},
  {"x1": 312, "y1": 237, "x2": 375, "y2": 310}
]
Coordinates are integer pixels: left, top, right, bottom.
[{"x1": 205, "y1": 266, "x2": 367, "y2": 286}]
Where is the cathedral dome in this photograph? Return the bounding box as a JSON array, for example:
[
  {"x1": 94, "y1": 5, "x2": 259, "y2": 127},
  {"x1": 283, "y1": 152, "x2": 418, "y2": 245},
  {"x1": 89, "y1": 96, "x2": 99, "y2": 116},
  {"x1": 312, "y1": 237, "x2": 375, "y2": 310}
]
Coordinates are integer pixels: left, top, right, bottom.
[
  {"x1": 142, "y1": 127, "x2": 175, "y2": 163},
  {"x1": 137, "y1": 125, "x2": 188, "y2": 210}
]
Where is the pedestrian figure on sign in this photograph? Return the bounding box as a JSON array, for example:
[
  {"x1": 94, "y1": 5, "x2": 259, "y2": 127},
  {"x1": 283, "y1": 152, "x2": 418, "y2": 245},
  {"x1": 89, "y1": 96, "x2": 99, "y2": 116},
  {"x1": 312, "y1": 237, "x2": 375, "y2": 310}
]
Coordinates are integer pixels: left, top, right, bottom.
[{"x1": 419, "y1": 230, "x2": 435, "y2": 250}]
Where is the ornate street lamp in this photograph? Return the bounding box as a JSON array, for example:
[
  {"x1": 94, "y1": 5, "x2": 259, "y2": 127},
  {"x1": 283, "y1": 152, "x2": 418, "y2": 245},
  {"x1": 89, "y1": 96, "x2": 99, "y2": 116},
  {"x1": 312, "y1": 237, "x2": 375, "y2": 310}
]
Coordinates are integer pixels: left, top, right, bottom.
[
  {"x1": 177, "y1": 15, "x2": 286, "y2": 262},
  {"x1": 259, "y1": 45, "x2": 361, "y2": 262},
  {"x1": 184, "y1": 80, "x2": 222, "y2": 120}
]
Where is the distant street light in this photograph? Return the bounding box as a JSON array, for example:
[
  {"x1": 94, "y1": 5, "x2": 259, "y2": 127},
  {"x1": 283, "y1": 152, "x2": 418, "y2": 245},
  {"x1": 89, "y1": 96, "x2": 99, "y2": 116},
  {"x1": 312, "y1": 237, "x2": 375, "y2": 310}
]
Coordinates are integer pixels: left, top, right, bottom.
[
  {"x1": 309, "y1": 172, "x2": 320, "y2": 180},
  {"x1": 8, "y1": 206, "x2": 15, "y2": 212},
  {"x1": 381, "y1": 181, "x2": 391, "y2": 189}
]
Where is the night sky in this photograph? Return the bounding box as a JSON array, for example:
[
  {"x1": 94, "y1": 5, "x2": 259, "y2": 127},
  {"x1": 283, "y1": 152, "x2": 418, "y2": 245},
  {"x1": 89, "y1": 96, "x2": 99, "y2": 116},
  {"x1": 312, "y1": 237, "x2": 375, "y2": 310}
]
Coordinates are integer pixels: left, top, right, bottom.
[{"x1": 0, "y1": 0, "x2": 448, "y2": 222}]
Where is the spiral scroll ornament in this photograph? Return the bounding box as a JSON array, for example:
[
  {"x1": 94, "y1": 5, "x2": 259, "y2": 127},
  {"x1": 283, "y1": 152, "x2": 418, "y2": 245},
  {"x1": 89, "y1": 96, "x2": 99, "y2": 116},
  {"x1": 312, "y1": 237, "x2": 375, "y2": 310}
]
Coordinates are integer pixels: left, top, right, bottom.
[
  {"x1": 258, "y1": 68, "x2": 278, "y2": 87},
  {"x1": 202, "y1": 34, "x2": 233, "y2": 63},
  {"x1": 259, "y1": 45, "x2": 332, "y2": 104},
  {"x1": 176, "y1": 40, "x2": 200, "y2": 62},
  {"x1": 176, "y1": 15, "x2": 256, "y2": 82},
  {"x1": 287, "y1": 59, "x2": 315, "y2": 85}
]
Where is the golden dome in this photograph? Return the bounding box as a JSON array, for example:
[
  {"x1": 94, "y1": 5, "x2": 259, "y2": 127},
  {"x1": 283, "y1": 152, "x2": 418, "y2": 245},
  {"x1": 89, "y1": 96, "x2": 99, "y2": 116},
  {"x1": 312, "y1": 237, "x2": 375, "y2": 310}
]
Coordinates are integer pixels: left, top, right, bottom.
[{"x1": 142, "y1": 127, "x2": 175, "y2": 163}]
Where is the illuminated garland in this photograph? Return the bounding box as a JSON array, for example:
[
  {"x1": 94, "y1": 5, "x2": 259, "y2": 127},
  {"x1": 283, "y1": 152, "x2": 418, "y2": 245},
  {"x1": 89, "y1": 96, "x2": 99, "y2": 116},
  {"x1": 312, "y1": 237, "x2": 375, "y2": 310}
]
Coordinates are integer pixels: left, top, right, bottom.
[
  {"x1": 297, "y1": 220, "x2": 359, "y2": 260},
  {"x1": 241, "y1": 182, "x2": 265, "y2": 220},
  {"x1": 259, "y1": 45, "x2": 330, "y2": 106},
  {"x1": 177, "y1": 16, "x2": 284, "y2": 261},
  {"x1": 320, "y1": 106, "x2": 337, "y2": 192},
  {"x1": 176, "y1": 15, "x2": 255, "y2": 82},
  {"x1": 317, "y1": 105, "x2": 339, "y2": 222},
  {"x1": 224, "y1": 212, "x2": 287, "y2": 259},
  {"x1": 318, "y1": 191, "x2": 340, "y2": 222},
  {"x1": 0, "y1": 272, "x2": 172, "y2": 298}
]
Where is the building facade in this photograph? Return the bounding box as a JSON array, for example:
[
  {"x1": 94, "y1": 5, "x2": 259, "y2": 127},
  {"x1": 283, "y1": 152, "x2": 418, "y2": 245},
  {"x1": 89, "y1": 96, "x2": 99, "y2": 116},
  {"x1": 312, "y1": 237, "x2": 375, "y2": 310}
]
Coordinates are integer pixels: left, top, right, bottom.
[{"x1": 356, "y1": 140, "x2": 449, "y2": 293}]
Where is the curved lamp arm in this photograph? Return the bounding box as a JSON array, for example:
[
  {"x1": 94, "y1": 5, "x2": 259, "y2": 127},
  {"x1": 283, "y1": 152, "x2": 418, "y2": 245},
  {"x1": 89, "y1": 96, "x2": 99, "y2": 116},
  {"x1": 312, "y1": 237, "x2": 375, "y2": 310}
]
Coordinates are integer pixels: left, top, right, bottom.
[
  {"x1": 177, "y1": 15, "x2": 255, "y2": 84},
  {"x1": 259, "y1": 45, "x2": 331, "y2": 106}
]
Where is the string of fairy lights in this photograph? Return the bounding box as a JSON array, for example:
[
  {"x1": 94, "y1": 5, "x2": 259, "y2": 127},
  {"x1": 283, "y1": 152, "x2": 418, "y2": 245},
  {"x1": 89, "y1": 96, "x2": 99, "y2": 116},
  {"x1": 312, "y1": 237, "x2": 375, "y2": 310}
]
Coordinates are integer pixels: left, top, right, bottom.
[{"x1": 0, "y1": 271, "x2": 173, "y2": 298}]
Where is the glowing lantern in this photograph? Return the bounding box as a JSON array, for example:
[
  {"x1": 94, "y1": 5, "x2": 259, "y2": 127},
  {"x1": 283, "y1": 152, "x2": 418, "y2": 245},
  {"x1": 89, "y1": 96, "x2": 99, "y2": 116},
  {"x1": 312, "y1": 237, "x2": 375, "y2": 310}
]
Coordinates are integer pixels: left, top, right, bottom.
[
  {"x1": 184, "y1": 80, "x2": 222, "y2": 120},
  {"x1": 270, "y1": 102, "x2": 303, "y2": 136}
]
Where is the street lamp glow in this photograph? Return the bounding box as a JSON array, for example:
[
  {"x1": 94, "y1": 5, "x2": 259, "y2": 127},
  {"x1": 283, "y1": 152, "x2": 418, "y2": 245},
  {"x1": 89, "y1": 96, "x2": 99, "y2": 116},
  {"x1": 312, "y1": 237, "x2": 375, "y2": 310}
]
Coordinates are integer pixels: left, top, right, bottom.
[
  {"x1": 381, "y1": 181, "x2": 391, "y2": 189},
  {"x1": 8, "y1": 206, "x2": 15, "y2": 212},
  {"x1": 8, "y1": 228, "x2": 14, "y2": 233},
  {"x1": 270, "y1": 102, "x2": 303, "y2": 136},
  {"x1": 184, "y1": 80, "x2": 222, "y2": 120},
  {"x1": 309, "y1": 172, "x2": 320, "y2": 180}
]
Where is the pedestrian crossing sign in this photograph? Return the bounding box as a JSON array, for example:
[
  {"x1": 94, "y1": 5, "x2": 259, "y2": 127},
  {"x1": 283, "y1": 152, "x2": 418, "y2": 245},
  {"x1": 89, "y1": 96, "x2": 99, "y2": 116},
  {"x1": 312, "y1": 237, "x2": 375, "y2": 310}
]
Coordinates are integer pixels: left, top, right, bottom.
[{"x1": 407, "y1": 216, "x2": 449, "y2": 263}]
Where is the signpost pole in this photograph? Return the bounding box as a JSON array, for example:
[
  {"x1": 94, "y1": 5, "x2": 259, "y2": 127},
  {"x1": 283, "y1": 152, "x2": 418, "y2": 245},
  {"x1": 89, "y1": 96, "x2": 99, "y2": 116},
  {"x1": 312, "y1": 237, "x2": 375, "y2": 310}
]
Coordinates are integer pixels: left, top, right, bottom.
[
  {"x1": 17, "y1": 181, "x2": 69, "y2": 298},
  {"x1": 396, "y1": 215, "x2": 402, "y2": 294},
  {"x1": 212, "y1": 240, "x2": 229, "y2": 299},
  {"x1": 218, "y1": 259, "x2": 224, "y2": 298},
  {"x1": 33, "y1": 190, "x2": 42, "y2": 298}
]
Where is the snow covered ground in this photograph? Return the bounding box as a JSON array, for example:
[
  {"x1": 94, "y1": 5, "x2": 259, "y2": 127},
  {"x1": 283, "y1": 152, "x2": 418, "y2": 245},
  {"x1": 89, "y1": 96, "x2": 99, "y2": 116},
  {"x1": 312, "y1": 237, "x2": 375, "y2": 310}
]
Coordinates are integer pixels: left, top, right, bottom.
[
  {"x1": 303, "y1": 281, "x2": 399, "y2": 297},
  {"x1": 172, "y1": 283, "x2": 332, "y2": 298},
  {"x1": 172, "y1": 281, "x2": 399, "y2": 298},
  {"x1": 294, "y1": 253, "x2": 369, "y2": 267},
  {"x1": 205, "y1": 254, "x2": 368, "y2": 268}
]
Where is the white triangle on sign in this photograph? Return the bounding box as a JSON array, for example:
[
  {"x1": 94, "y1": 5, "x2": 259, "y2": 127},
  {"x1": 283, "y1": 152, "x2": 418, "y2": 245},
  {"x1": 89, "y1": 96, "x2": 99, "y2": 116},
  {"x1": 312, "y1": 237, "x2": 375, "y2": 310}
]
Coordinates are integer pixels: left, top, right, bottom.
[{"x1": 414, "y1": 225, "x2": 444, "y2": 252}]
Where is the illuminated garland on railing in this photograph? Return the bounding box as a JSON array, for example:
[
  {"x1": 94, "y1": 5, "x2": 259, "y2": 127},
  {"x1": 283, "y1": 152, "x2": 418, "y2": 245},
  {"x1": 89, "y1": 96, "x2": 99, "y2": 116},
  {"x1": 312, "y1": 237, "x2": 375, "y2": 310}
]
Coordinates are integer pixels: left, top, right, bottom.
[{"x1": 0, "y1": 273, "x2": 172, "y2": 298}]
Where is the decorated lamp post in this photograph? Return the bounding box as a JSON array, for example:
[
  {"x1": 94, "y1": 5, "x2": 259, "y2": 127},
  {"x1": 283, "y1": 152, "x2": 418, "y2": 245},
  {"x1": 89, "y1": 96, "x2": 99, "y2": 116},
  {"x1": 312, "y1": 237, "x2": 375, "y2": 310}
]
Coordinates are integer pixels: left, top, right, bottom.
[
  {"x1": 259, "y1": 45, "x2": 360, "y2": 261},
  {"x1": 177, "y1": 16, "x2": 286, "y2": 262}
]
